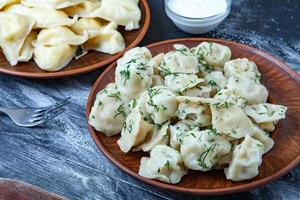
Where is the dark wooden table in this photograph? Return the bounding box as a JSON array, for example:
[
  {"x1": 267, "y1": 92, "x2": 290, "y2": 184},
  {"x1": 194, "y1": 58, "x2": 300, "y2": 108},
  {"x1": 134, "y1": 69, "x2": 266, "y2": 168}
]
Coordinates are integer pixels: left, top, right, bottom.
[{"x1": 0, "y1": 0, "x2": 299, "y2": 199}]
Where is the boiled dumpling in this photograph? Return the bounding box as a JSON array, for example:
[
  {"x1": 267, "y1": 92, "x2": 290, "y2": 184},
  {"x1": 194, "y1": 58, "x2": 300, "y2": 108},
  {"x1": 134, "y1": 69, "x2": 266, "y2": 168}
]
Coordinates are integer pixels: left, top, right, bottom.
[
  {"x1": 169, "y1": 121, "x2": 194, "y2": 150},
  {"x1": 257, "y1": 121, "x2": 276, "y2": 132},
  {"x1": 34, "y1": 26, "x2": 88, "y2": 46},
  {"x1": 225, "y1": 135, "x2": 264, "y2": 181},
  {"x1": 180, "y1": 130, "x2": 231, "y2": 171},
  {"x1": 159, "y1": 45, "x2": 199, "y2": 75},
  {"x1": 0, "y1": 0, "x2": 19, "y2": 10},
  {"x1": 244, "y1": 103, "x2": 287, "y2": 124},
  {"x1": 252, "y1": 125, "x2": 274, "y2": 154},
  {"x1": 115, "y1": 47, "x2": 153, "y2": 100},
  {"x1": 211, "y1": 96, "x2": 255, "y2": 138},
  {"x1": 19, "y1": 31, "x2": 37, "y2": 62},
  {"x1": 88, "y1": 0, "x2": 141, "y2": 31},
  {"x1": 133, "y1": 121, "x2": 170, "y2": 152},
  {"x1": 183, "y1": 86, "x2": 212, "y2": 98},
  {"x1": 227, "y1": 76, "x2": 268, "y2": 105},
  {"x1": 89, "y1": 83, "x2": 127, "y2": 137},
  {"x1": 21, "y1": 0, "x2": 85, "y2": 9},
  {"x1": 139, "y1": 145, "x2": 187, "y2": 184},
  {"x1": 204, "y1": 71, "x2": 227, "y2": 93},
  {"x1": 148, "y1": 53, "x2": 164, "y2": 73},
  {"x1": 33, "y1": 44, "x2": 76, "y2": 71},
  {"x1": 0, "y1": 12, "x2": 35, "y2": 66},
  {"x1": 72, "y1": 18, "x2": 125, "y2": 54},
  {"x1": 138, "y1": 86, "x2": 178, "y2": 124},
  {"x1": 164, "y1": 74, "x2": 203, "y2": 95},
  {"x1": 177, "y1": 96, "x2": 213, "y2": 127},
  {"x1": 5, "y1": 4, "x2": 77, "y2": 29},
  {"x1": 192, "y1": 42, "x2": 231, "y2": 70},
  {"x1": 224, "y1": 58, "x2": 261, "y2": 79},
  {"x1": 62, "y1": 0, "x2": 100, "y2": 17},
  {"x1": 117, "y1": 110, "x2": 154, "y2": 153}
]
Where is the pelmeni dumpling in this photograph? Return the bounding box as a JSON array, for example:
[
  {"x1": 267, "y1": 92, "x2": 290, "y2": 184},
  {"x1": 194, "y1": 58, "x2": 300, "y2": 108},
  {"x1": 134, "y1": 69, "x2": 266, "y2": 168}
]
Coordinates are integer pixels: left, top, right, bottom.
[
  {"x1": 33, "y1": 44, "x2": 77, "y2": 71},
  {"x1": 225, "y1": 135, "x2": 264, "y2": 181},
  {"x1": 0, "y1": 12, "x2": 35, "y2": 66},
  {"x1": 165, "y1": 74, "x2": 203, "y2": 95},
  {"x1": 252, "y1": 125, "x2": 274, "y2": 154},
  {"x1": 138, "y1": 86, "x2": 178, "y2": 124},
  {"x1": 169, "y1": 121, "x2": 194, "y2": 150},
  {"x1": 72, "y1": 18, "x2": 125, "y2": 54},
  {"x1": 133, "y1": 121, "x2": 170, "y2": 152},
  {"x1": 88, "y1": 83, "x2": 127, "y2": 137},
  {"x1": 211, "y1": 97, "x2": 255, "y2": 138},
  {"x1": 115, "y1": 47, "x2": 153, "y2": 100},
  {"x1": 117, "y1": 110, "x2": 154, "y2": 153},
  {"x1": 257, "y1": 121, "x2": 276, "y2": 132},
  {"x1": 0, "y1": 0, "x2": 19, "y2": 10},
  {"x1": 21, "y1": 0, "x2": 85, "y2": 9},
  {"x1": 177, "y1": 96, "x2": 213, "y2": 127},
  {"x1": 192, "y1": 42, "x2": 231, "y2": 70},
  {"x1": 34, "y1": 26, "x2": 88, "y2": 46},
  {"x1": 183, "y1": 86, "x2": 212, "y2": 98},
  {"x1": 149, "y1": 53, "x2": 164, "y2": 73},
  {"x1": 62, "y1": 0, "x2": 100, "y2": 17},
  {"x1": 204, "y1": 71, "x2": 227, "y2": 93},
  {"x1": 88, "y1": 0, "x2": 141, "y2": 31},
  {"x1": 5, "y1": 4, "x2": 77, "y2": 29},
  {"x1": 180, "y1": 130, "x2": 231, "y2": 171},
  {"x1": 224, "y1": 58, "x2": 260, "y2": 79},
  {"x1": 159, "y1": 45, "x2": 199, "y2": 75},
  {"x1": 139, "y1": 145, "x2": 187, "y2": 184},
  {"x1": 244, "y1": 103, "x2": 287, "y2": 124},
  {"x1": 227, "y1": 76, "x2": 268, "y2": 105},
  {"x1": 19, "y1": 31, "x2": 37, "y2": 62}
]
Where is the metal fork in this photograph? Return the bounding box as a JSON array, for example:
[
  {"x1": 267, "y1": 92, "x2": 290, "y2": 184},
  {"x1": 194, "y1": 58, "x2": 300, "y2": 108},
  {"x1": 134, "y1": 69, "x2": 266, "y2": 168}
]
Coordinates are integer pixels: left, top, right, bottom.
[{"x1": 0, "y1": 98, "x2": 70, "y2": 127}]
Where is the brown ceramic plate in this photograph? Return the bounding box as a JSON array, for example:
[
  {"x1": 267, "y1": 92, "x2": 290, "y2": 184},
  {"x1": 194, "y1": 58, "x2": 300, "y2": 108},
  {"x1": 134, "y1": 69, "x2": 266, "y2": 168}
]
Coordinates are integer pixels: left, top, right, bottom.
[
  {"x1": 0, "y1": 0, "x2": 150, "y2": 79},
  {"x1": 86, "y1": 38, "x2": 300, "y2": 195}
]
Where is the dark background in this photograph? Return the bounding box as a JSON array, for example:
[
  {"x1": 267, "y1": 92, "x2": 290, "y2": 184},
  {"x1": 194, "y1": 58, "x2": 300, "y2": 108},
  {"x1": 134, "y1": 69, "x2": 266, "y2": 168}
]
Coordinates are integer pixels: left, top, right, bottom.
[{"x1": 0, "y1": 0, "x2": 299, "y2": 199}]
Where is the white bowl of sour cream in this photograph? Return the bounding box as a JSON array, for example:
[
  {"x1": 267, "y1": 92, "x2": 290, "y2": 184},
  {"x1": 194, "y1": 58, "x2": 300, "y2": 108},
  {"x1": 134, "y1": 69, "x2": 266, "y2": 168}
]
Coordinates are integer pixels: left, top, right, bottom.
[{"x1": 165, "y1": 0, "x2": 232, "y2": 34}]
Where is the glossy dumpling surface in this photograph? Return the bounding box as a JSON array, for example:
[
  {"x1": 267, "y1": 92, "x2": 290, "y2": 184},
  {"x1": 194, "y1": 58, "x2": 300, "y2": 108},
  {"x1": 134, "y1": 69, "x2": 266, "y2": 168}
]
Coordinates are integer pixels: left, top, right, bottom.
[
  {"x1": 211, "y1": 96, "x2": 255, "y2": 138},
  {"x1": 89, "y1": 83, "x2": 127, "y2": 137},
  {"x1": 244, "y1": 103, "x2": 287, "y2": 123},
  {"x1": 0, "y1": 12, "x2": 34, "y2": 66},
  {"x1": 138, "y1": 86, "x2": 178, "y2": 124},
  {"x1": 115, "y1": 47, "x2": 153, "y2": 100},
  {"x1": 158, "y1": 45, "x2": 199, "y2": 75},
  {"x1": 62, "y1": 0, "x2": 100, "y2": 17},
  {"x1": 117, "y1": 110, "x2": 154, "y2": 153},
  {"x1": 34, "y1": 26, "x2": 88, "y2": 46},
  {"x1": 225, "y1": 135, "x2": 264, "y2": 181},
  {"x1": 19, "y1": 31, "x2": 37, "y2": 62},
  {"x1": 133, "y1": 121, "x2": 170, "y2": 152},
  {"x1": 180, "y1": 130, "x2": 231, "y2": 171},
  {"x1": 21, "y1": 0, "x2": 85, "y2": 9},
  {"x1": 89, "y1": 0, "x2": 141, "y2": 31},
  {"x1": 227, "y1": 76, "x2": 268, "y2": 105},
  {"x1": 224, "y1": 58, "x2": 260, "y2": 78},
  {"x1": 192, "y1": 42, "x2": 231, "y2": 70},
  {"x1": 5, "y1": 4, "x2": 77, "y2": 29},
  {"x1": 72, "y1": 18, "x2": 125, "y2": 54},
  {"x1": 139, "y1": 145, "x2": 187, "y2": 184}
]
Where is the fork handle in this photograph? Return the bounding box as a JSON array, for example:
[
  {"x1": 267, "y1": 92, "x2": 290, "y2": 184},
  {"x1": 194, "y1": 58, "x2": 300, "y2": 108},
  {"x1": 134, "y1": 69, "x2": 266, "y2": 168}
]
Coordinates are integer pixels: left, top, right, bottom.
[{"x1": 0, "y1": 107, "x2": 11, "y2": 115}]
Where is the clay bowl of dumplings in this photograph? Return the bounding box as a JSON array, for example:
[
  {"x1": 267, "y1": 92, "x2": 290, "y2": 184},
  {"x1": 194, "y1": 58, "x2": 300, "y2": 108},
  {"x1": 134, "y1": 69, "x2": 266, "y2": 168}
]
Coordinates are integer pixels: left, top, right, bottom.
[
  {"x1": 86, "y1": 38, "x2": 300, "y2": 195},
  {"x1": 0, "y1": 0, "x2": 150, "y2": 79}
]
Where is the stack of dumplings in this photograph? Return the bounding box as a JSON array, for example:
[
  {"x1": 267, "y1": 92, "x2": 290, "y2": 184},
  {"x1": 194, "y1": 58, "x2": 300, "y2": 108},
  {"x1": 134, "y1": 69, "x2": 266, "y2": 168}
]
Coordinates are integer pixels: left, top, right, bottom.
[
  {"x1": 0, "y1": 0, "x2": 141, "y2": 71},
  {"x1": 89, "y1": 42, "x2": 287, "y2": 183}
]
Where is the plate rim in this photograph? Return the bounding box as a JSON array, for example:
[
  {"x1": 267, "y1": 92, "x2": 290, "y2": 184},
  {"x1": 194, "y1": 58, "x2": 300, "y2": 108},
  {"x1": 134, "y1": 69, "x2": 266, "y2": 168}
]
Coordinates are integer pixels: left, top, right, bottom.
[
  {"x1": 86, "y1": 38, "x2": 300, "y2": 195},
  {"x1": 0, "y1": 0, "x2": 150, "y2": 79}
]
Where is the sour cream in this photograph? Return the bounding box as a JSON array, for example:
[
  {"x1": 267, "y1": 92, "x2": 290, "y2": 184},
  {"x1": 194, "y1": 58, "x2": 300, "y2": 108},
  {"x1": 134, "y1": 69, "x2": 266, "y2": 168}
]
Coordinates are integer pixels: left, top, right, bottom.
[{"x1": 168, "y1": 0, "x2": 228, "y2": 19}]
